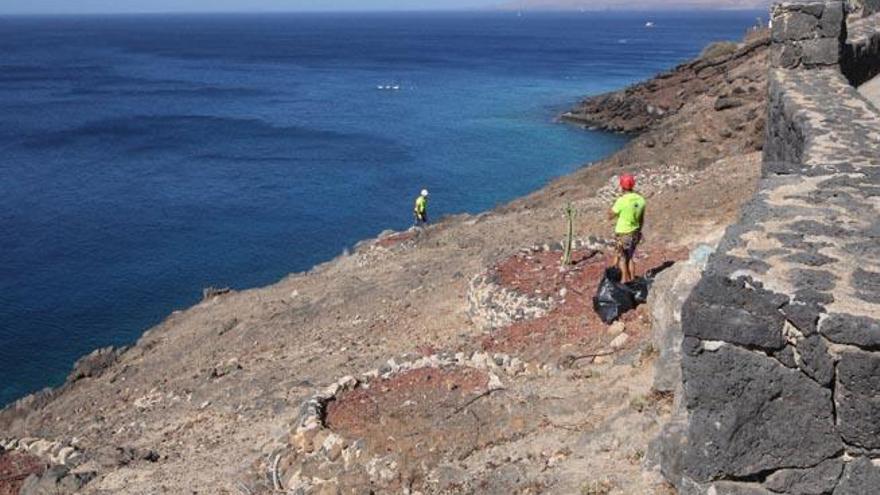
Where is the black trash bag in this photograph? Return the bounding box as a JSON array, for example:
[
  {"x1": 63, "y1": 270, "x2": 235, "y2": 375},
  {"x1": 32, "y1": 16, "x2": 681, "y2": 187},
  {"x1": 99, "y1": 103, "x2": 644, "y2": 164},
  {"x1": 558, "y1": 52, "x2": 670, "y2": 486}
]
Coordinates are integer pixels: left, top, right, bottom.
[
  {"x1": 592, "y1": 267, "x2": 636, "y2": 324},
  {"x1": 592, "y1": 261, "x2": 677, "y2": 324},
  {"x1": 644, "y1": 261, "x2": 676, "y2": 281},
  {"x1": 629, "y1": 261, "x2": 676, "y2": 304},
  {"x1": 626, "y1": 278, "x2": 651, "y2": 304}
]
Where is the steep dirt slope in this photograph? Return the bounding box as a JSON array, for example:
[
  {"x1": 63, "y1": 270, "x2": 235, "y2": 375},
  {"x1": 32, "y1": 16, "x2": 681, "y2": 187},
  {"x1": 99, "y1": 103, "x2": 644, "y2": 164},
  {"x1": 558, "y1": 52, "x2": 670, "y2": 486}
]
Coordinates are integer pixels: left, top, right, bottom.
[{"x1": 1, "y1": 32, "x2": 768, "y2": 495}]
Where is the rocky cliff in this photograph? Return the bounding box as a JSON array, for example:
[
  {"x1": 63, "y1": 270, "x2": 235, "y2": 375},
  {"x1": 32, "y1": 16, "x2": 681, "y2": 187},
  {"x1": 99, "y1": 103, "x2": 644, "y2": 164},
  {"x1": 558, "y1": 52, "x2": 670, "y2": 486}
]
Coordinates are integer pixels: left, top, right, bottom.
[{"x1": 562, "y1": 30, "x2": 769, "y2": 134}]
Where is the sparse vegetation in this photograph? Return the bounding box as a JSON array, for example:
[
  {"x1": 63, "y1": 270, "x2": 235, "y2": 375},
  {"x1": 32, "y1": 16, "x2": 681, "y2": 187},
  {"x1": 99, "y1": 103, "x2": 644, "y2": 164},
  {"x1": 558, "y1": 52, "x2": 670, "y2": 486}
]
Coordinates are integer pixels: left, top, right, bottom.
[
  {"x1": 580, "y1": 479, "x2": 615, "y2": 495},
  {"x1": 629, "y1": 395, "x2": 650, "y2": 413},
  {"x1": 700, "y1": 41, "x2": 739, "y2": 60},
  {"x1": 626, "y1": 448, "x2": 646, "y2": 464}
]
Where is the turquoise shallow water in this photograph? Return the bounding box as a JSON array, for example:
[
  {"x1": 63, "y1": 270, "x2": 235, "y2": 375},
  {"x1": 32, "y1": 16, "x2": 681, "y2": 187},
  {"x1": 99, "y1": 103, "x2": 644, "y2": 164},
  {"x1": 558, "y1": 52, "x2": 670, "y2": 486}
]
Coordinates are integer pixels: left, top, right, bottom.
[{"x1": 0, "y1": 11, "x2": 762, "y2": 406}]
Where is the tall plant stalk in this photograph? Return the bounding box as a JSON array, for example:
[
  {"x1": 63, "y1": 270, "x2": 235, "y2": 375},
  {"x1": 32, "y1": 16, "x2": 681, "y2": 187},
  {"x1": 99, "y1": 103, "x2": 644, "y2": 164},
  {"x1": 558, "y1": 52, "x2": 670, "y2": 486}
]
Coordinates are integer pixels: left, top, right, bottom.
[{"x1": 562, "y1": 203, "x2": 576, "y2": 267}]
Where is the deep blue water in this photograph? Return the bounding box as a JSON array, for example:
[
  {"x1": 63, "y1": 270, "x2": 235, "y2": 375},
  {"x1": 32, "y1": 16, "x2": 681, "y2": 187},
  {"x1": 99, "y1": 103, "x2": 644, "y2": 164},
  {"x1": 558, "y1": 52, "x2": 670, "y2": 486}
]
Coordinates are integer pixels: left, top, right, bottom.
[{"x1": 0, "y1": 11, "x2": 761, "y2": 406}]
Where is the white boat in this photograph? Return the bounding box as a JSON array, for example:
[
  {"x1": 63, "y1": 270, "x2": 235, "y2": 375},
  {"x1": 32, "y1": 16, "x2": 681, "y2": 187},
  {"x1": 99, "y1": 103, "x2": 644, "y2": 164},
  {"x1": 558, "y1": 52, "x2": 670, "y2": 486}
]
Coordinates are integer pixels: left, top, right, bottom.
[{"x1": 645, "y1": 21, "x2": 655, "y2": 28}]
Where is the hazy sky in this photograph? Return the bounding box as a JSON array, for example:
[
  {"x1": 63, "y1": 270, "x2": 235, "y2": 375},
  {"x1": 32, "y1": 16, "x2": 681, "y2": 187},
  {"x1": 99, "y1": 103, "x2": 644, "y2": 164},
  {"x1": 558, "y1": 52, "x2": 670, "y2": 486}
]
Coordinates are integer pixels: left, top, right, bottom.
[{"x1": 0, "y1": 0, "x2": 494, "y2": 14}]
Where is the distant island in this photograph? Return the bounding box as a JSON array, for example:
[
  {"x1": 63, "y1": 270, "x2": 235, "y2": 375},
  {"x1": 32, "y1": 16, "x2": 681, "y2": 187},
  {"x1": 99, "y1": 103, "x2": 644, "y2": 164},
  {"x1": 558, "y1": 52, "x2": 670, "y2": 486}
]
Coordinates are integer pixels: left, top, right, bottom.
[{"x1": 498, "y1": 0, "x2": 771, "y2": 10}]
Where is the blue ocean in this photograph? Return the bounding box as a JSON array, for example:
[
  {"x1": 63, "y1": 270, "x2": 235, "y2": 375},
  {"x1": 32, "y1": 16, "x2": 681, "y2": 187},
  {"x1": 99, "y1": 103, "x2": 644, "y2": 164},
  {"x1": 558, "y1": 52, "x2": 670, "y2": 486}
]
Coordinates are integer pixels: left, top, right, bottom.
[{"x1": 0, "y1": 11, "x2": 761, "y2": 406}]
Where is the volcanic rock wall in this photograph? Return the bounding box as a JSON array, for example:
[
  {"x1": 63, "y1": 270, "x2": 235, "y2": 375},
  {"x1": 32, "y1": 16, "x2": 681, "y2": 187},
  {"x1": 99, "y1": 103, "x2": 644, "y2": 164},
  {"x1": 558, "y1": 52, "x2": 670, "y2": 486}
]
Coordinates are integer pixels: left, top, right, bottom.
[{"x1": 660, "y1": 2, "x2": 880, "y2": 493}]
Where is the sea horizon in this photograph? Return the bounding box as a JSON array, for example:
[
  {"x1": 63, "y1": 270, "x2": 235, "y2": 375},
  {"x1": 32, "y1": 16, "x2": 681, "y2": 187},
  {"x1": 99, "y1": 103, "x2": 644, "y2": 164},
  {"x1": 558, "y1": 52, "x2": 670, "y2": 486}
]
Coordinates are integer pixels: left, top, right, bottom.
[{"x1": 0, "y1": 8, "x2": 768, "y2": 17}]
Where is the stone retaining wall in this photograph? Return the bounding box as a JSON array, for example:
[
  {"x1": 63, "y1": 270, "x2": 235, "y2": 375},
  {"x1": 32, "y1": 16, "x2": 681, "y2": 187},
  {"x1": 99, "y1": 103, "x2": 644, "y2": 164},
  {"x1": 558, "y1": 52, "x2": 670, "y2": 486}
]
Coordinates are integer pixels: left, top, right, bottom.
[
  {"x1": 467, "y1": 270, "x2": 555, "y2": 332},
  {"x1": 265, "y1": 351, "x2": 527, "y2": 493},
  {"x1": 0, "y1": 438, "x2": 82, "y2": 468},
  {"x1": 660, "y1": 2, "x2": 880, "y2": 493}
]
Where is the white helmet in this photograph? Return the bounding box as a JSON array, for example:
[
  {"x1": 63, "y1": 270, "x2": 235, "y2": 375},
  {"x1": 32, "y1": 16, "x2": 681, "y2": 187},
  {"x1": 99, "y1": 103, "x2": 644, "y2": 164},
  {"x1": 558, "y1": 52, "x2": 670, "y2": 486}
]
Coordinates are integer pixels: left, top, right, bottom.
[{"x1": 421, "y1": 189, "x2": 429, "y2": 197}]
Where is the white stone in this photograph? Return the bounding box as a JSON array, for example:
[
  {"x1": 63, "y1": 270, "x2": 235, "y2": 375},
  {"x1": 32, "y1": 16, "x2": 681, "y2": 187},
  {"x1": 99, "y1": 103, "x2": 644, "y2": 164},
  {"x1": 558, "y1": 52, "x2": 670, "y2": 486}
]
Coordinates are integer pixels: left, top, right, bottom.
[
  {"x1": 320, "y1": 383, "x2": 341, "y2": 399},
  {"x1": 385, "y1": 358, "x2": 400, "y2": 372},
  {"x1": 18, "y1": 437, "x2": 38, "y2": 449},
  {"x1": 55, "y1": 446, "x2": 77, "y2": 465},
  {"x1": 508, "y1": 357, "x2": 526, "y2": 375},
  {"x1": 470, "y1": 352, "x2": 491, "y2": 369},
  {"x1": 29, "y1": 439, "x2": 53, "y2": 457},
  {"x1": 610, "y1": 333, "x2": 630, "y2": 350},
  {"x1": 322, "y1": 433, "x2": 345, "y2": 461},
  {"x1": 488, "y1": 373, "x2": 505, "y2": 391},
  {"x1": 64, "y1": 451, "x2": 83, "y2": 465},
  {"x1": 337, "y1": 376, "x2": 358, "y2": 391},
  {"x1": 702, "y1": 340, "x2": 726, "y2": 352}
]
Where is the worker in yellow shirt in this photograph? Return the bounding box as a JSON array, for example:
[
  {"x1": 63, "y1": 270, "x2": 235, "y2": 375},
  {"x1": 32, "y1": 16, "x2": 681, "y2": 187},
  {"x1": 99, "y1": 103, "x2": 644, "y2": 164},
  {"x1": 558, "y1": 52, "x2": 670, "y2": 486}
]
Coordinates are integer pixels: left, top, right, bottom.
[
  {"x1": 608, "y1": 174, "x2": 646, "y2": 283},
  {"x1": 414, "y1": 189, "x2": 429, "y2": 227}
]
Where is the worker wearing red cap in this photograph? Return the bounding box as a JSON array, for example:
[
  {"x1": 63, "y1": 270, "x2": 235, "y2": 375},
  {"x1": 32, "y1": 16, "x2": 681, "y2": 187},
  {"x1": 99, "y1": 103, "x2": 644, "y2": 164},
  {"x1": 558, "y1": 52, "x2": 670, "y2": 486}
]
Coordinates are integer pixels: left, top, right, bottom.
[{"x1": 608, "y1": 174, "x2": 646, "y2": 283}]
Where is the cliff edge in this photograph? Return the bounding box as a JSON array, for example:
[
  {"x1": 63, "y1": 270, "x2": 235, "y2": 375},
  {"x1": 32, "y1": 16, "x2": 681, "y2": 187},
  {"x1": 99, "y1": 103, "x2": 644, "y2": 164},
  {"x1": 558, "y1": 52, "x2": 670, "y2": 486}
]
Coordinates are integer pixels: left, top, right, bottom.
[{"x1": 0, "y1": 25, "x2": 772, "y2": 495}]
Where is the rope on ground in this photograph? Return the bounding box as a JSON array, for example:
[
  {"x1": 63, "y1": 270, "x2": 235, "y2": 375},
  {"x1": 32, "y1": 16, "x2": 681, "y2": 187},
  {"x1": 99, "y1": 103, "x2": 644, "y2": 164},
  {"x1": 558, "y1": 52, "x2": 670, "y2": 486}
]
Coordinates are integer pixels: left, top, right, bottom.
[
  {"x1": 444, "y1": 388, "x2": 506, "y2": 420},
  {"x1": 558, "y1": 350, "x2": 617, "y2": 369}
]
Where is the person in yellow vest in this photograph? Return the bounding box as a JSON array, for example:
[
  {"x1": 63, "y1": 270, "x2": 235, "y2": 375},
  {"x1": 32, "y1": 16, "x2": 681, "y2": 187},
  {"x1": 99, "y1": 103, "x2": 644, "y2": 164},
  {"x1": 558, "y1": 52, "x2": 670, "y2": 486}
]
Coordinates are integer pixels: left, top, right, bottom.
[
  {"x1": 414, "y1": 189, "x2": 429, "y2": 226},
  {"x1": 608, "y1": 174, "x2": 646, "y2": 283}
]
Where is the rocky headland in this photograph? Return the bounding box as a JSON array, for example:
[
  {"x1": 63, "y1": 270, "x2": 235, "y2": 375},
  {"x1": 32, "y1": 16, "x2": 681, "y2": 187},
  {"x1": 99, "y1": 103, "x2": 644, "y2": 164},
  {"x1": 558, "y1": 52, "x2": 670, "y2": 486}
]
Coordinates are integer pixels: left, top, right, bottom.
[{"x1": 2, "y1": 3, "x2": 876, "y2": 493}]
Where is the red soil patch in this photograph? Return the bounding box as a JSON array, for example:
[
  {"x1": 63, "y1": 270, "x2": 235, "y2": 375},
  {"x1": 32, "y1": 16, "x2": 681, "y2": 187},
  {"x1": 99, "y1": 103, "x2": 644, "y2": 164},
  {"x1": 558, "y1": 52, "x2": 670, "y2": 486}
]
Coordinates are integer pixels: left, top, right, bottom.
[
  {"x1": 492, "y1": 249, "x2": 598, "y2": 298},
  {"x1": 0, "y1": 451, "x2": 45, "y2": 495},
  {"x1": 414, "y1": 344, "x2": 439, "y2": 356},
  {"x1": 324, "y1": 366, "x2": 535, "y2": 488},
  {"x1": 375, "y1": 231, "x2": 416, "y2": 249},
  {"x1": 326, "y1": 367, "x2": 489, "y2": 439},
  {"x1": 482, "y1": 245, "x2": 687, "y2": 361}
]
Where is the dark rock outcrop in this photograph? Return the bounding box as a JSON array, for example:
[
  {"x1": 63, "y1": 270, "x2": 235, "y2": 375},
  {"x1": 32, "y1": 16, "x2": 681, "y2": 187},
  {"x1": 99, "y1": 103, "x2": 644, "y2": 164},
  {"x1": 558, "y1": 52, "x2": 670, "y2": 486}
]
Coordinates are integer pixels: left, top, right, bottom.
[
  {"x1": 19, "y1": 466, "x2": 95, "y2": 495},
  {"x1": 682, "y1": 343, "x2": 840, "y2": 480},
  {"x1": 835, "y1": 350, "x2": 880, "y2": 449},
  {"x1": 68, "y1": 346, "x2": 125, "y2": 382},
  {"x1": 764, "y1": 458, "x2": 844, "y2": 495},
  {"x1": 562, "y1": 30, "x2": 769, "y2": 134},
  {"x1": 834, "y1": 457, "x2": 880, "y2": 494}
]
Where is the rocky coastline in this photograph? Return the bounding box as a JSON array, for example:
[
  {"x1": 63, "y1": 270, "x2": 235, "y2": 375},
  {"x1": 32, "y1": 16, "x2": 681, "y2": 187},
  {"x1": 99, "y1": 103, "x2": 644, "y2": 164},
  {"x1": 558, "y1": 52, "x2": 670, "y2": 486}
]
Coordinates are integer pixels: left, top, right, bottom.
[{"x1": 2, "y1": 24, "x2": 773, "y2": 495}]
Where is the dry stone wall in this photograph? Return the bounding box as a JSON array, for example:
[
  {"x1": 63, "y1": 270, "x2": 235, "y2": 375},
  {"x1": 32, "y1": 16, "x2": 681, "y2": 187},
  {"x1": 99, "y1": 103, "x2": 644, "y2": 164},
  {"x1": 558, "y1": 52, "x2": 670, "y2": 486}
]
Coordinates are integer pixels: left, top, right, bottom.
[{"x1": 660, "y1": 2, "x2": 880, "y2": 493}]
